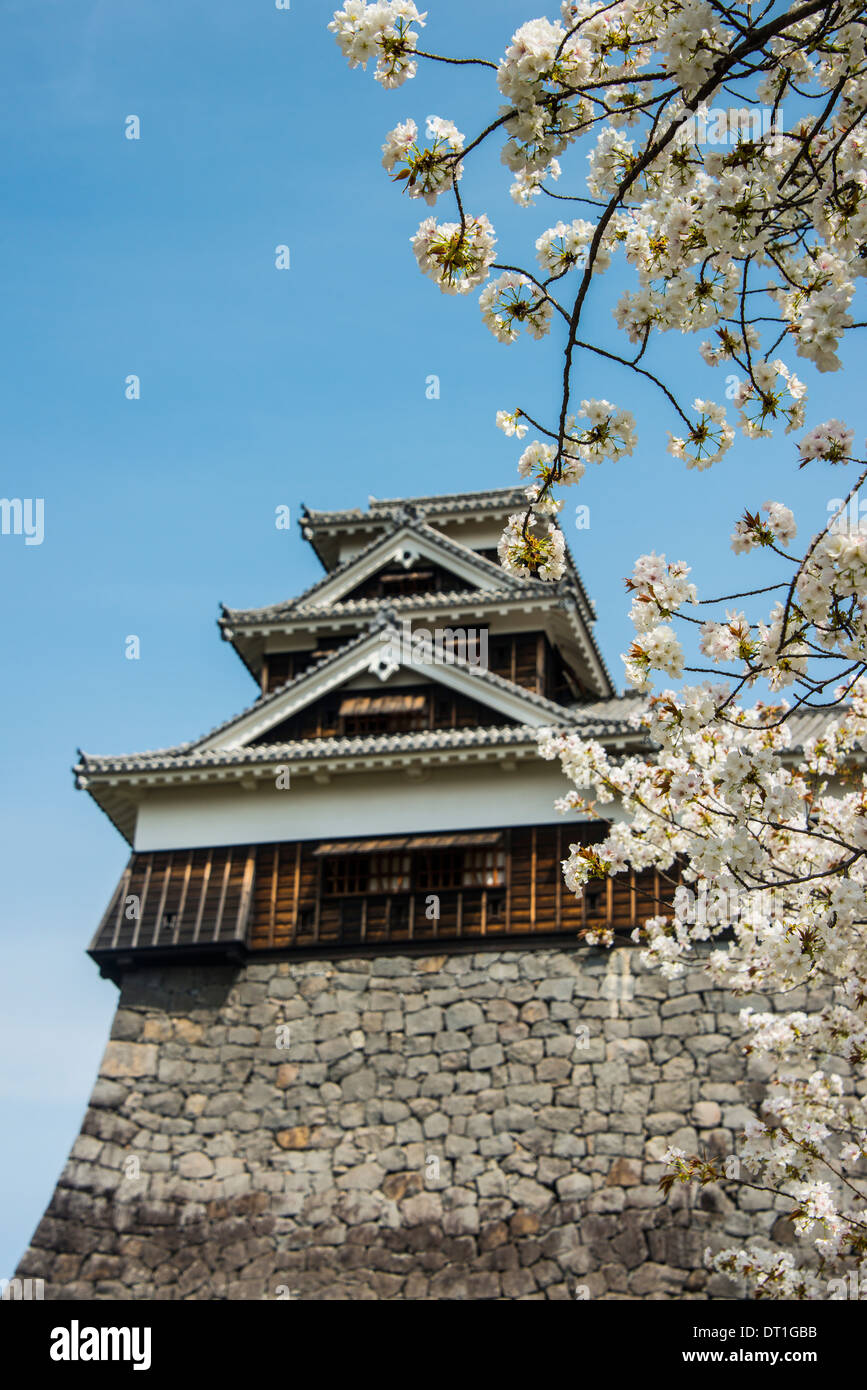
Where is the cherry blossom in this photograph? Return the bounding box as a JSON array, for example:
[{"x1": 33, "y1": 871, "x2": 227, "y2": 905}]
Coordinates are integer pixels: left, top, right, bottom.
[
  {"x1": 382, "y1": 115, "x2": 464, "y2": 205},
  {"x1": 333, "y1": 0, "x2": 867, "y2": 1296},
  {"x1": 411, "y1": 214, "x2": 496, "y2": 294},
  {"x1": 329, "y1": 1, "x2": 427, "y2": 87},
  {"x1": 480, "y1": 272, "x2": 553, "y2": 342}
]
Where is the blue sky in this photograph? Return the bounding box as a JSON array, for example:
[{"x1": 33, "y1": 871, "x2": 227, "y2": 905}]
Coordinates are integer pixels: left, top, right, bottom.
[{"x1": 0, "y1": 0, "x2": 862, "y2": 1276}]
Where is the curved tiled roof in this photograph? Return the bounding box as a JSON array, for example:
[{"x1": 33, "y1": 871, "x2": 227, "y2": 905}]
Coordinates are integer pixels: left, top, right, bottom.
[
  {"x1": 304, "y1": 488, "x2": 599, "y2": 622},
  {"x1": 220, "y1": 494, "x2": 611, "y2": 694},
  {"x1": 212, "y1": 628, "x2": 595, "y2": 745},
  {"x1": 225, "y1": 585, "x2": 550, "y2": 626},
  {"x1": 301, "y1": 486, "x2": 529, "y2": 527},
  {"x1": 221, "y1": 518, "x2": 541, "y2": 626},
  {"x1": 77, "y1": 620, "x2": 611, "y2": 775},
  {"x1": 76, "y1": 713, "x2": 645, "y2": 778}
]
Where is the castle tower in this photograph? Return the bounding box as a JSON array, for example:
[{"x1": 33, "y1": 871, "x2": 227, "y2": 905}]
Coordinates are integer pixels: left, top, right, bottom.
[{"x1": 15, "y1": 487, "x2": 771, "y2": 1300}]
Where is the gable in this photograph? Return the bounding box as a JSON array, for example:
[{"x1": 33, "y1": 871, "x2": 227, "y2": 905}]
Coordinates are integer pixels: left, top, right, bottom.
[
  {"x1": 194, "y1": 627, "x2": 574, "y2": 754},
  {"x1": 340, "y1": 557, "x2": 475, "y2": 603},
  {"x1": 249, "y1": 679, "x2": 518, "y2": 744},
  {"x1": 298, "y1": 522, "x2": 519, "y2": 611}
]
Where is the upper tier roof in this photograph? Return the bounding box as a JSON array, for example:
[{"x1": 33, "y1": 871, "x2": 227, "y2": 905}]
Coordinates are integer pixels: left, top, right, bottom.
[
  {"x1": 301, "y1": 485, "x2": 530, "y2": 530},
  {"x1": 298, "y1": 486, "x2": 594, "y2": 609},
  {"x1": 220, "y1": 501, "x2": 614, "y2": 698},
  {"x1": 222, "y1": 517, "x2": 535, "y2": 625},
  {"x1": 75, "y1": 484, "x2": 621, "y2": 842}
]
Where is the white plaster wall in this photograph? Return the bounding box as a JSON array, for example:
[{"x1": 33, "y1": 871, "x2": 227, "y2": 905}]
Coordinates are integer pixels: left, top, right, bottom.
[{"x1": 132, "y1": 760, "x2": 598, "y2": 851}]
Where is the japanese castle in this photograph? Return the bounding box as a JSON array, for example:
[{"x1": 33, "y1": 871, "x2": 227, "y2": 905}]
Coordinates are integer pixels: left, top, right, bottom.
[{"x1": 79, "y1": 486, "x2": 663, "y2": 976}]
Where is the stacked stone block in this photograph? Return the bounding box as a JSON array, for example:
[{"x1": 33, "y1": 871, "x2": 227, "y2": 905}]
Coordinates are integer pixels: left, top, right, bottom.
[{"x1": 16, "y1": 946, "x2": 824, "y2": 1300}]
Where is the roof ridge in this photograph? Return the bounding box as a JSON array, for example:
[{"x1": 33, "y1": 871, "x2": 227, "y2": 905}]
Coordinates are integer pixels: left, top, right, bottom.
[
  {"x1": 227, "y1": 585, "x2": 539, "y2": 625},
  {"x1": 303, "y1": 486, "x2": 528, "y2": 524},
  {"x1": 76, "y1": 716, "x2": 645, "y2": 775}
]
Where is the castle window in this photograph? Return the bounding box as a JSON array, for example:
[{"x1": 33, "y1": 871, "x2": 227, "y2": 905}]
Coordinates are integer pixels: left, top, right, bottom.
[
  {"x1": 415, "y1": 850, "x2": 464, "y2": 891},
  {"x1": 318, "y1": 838, "x2": 504, "y2": 897},
  {"x1": 462, "y1": 848, "x2": 506, "y2": 888},
  {"x1": 339, "y1": 693, "x2": 428, "y2": 736},
  {"x1": 379, "y1": 569, "x2": 434, "y2": 595},
  {"x1": 368, "y1": 853, "x2": 411, "y2": 893},
  {"x1": 322, "y1": 856, "x2": 369, "y2": 896},
  {"x1": 321, "y1": 851, "x2": 411, "y2": 895}
]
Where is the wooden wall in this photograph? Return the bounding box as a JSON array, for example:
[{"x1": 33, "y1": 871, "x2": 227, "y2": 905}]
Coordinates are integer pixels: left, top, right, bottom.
[
  {"x1": 245, "y1": 825, "x2": 674, "y2": 951},
  {"x1": 90, "y1": 847, "x2": 256, "y2": 954},
  {"x1": 91, "y1": 826, "x2": 676, "y2": 963},
  {"x1": 250, "y1": 686, "x2": 514, "y2": 743},
  {"x1": 261, "y1": 632, "x2": 586, "y2": 705}
]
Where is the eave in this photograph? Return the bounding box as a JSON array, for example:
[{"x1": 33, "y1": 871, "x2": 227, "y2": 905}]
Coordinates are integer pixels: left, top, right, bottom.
[
  {"x1": 74, "y1": 719, "x2": 648, "y2": 845},
  {"x1": 221, "y1": 585, "x2": 613, "y2": 699},
  {"x1": 299, "y1": 486, "x2": 530, "y2": 569}
]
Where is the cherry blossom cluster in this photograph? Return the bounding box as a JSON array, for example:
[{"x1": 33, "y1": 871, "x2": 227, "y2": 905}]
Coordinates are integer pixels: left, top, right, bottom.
[
  {"x1": 734, "y1": 361, "x2": 807, "y2": 440},
  {"x1": 382, "y1": 115, "x2": 464, "y2": 205},
  {"x1": 540, "y1": 683, "x2": 867, "y2": 1278},
  {"x1": 799, "y1": 419, "x2": 856, "y2": 465},
  {"x1": 496, "y1": 511, "x2": 566, "y2": 581},
  {"x1": 479, "y1": 272, "x2": 553, "y2": 342},
  {"x1": 331, "y1": 0, "x2": 867, "y2": 571},
  {"x1": 411, "y1": 214, "x2": 496, "y2": 294},
  {"x1": 730, "y1": 500, "x2": 797, "y2": 554},
  {"x1": 331, "y1": 1, "x2": 867, "y2": 1296},
  {"x1": 510, "y1": 158, "x2": 561, "y2": 207},
  {"x1": 667, "y1": 399, "x2": 735, "y2": 470},
  {"x1": 536, "y1": 219, "x2": 601, "y2": 278},
  {"x1": 537, "y1": 465, "x2": 867, "y2": 1288},
  {"x1": 329, "y1": 2, "x2": 426, "y2": 87},
  {"x1": 495, "y1": 401, "x2": 636, "y2": 574}
]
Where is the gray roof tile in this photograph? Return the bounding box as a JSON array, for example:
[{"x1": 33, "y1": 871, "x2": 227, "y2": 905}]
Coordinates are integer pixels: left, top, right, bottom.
[
  {"x1": 221, "y1": 518, "x2": 543, "y2": 625},
  {"x1": 76, "y1": 715, "x2": 643, "y2": 778},
  {"x1": 80, "y1": 625, "x2": 609, "y2": 770},
  {"x1": 302, "y1": 486, "x2": 528, "y2": 527}
]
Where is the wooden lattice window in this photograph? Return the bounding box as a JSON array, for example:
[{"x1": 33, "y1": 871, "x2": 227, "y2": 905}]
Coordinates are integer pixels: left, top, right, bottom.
[
  {"x1": 415, "y1": 850, "x2": 464, "y2": 890},
  {"x1": 379, "y1": 569, "x2": 434, "y2": 595},
  {"x1": 368, "y1": 853, "x2": 411, "y2": 893},
  {"x1": 322, "y1": 856, "x2": 369, "y2": 896},
  {"x1": 463, "y1": 848, "x2": 506, "y2": 888},
  {"x1": 340, "y1": 693, "x2": 428, "y2": 736}
]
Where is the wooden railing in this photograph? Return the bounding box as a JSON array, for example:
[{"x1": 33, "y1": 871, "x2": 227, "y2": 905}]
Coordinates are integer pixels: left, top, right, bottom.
[
  {"x1": 89, "y1": 829, "x2": 679, "y2": 975},
  {"x1": 312, "y1": 888, "x2": 509, "y2": 947}
]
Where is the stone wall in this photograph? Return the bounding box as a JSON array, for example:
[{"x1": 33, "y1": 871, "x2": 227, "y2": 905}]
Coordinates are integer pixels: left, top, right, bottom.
[{"x1": 16, "y1": 945, "x2": 816, "y2": 1300}]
